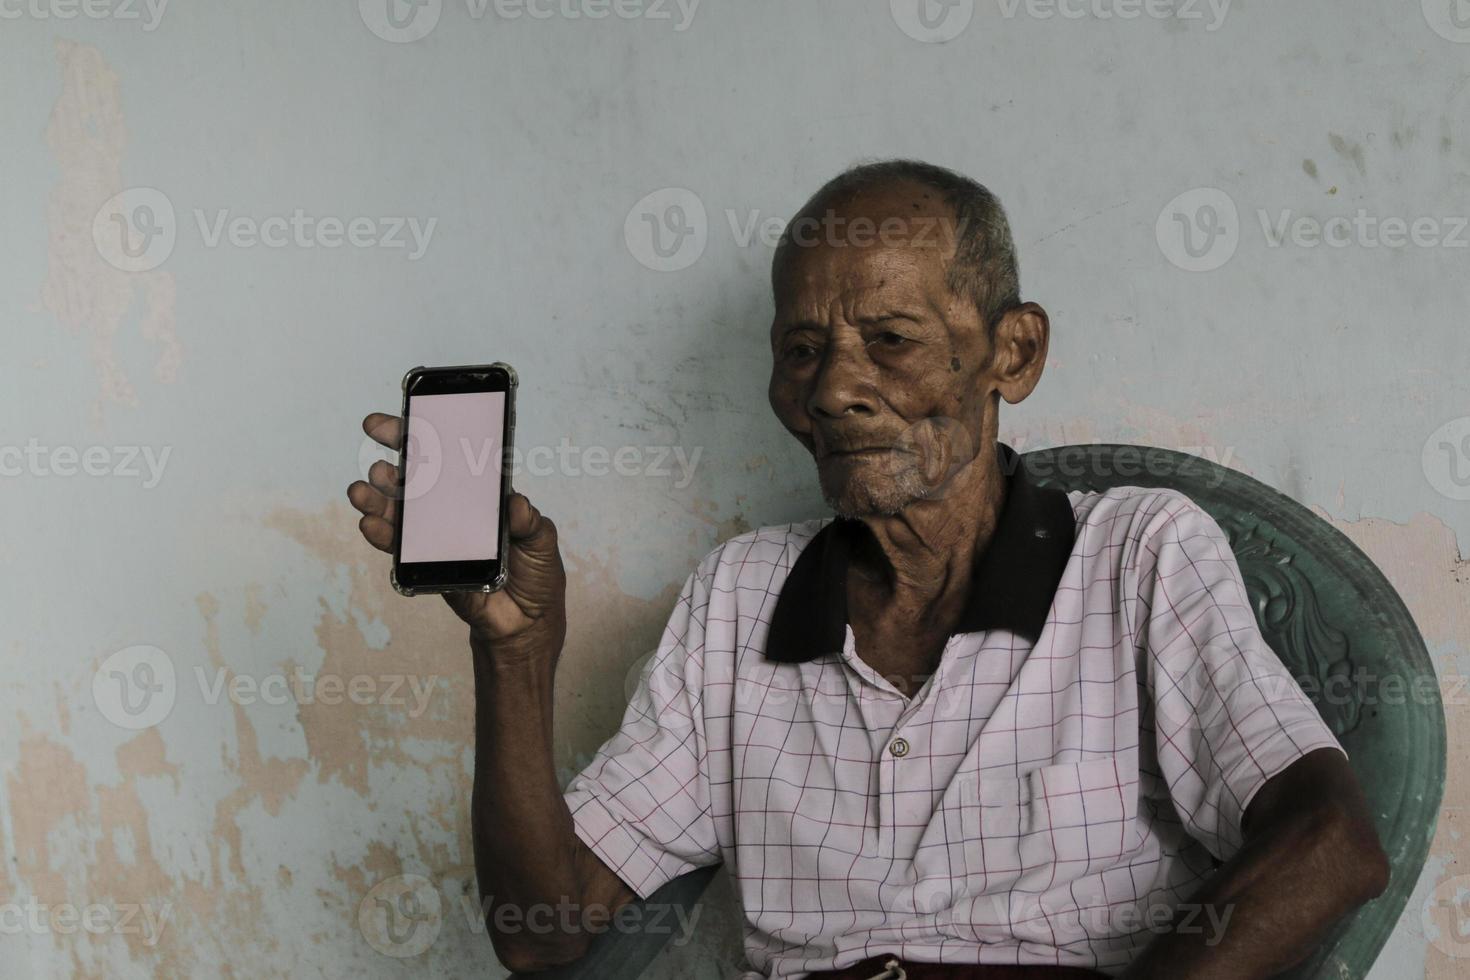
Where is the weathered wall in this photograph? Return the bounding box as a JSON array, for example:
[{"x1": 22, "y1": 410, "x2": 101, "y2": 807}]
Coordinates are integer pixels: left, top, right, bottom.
[{"x1": 1, "y1": 1, "x2": 1467, "y2": 976}]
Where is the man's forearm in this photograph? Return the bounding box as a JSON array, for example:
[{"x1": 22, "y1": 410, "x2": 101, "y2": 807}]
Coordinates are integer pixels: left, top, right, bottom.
[
  {"x1": 1122, "y1": 751, "x2": 1389, "y2": 980},
  {"x1": 469, "y1": 632, "x2": 590, "y2": 968}
]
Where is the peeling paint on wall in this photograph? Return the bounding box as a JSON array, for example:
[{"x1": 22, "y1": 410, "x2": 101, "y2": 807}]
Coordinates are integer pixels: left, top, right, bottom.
[
  {"x1": 1324, "y1": 513, "x2": 1470, "y2": 980},
  {"x1": 37, "y1": 40, "x2": 180, "y2": 426}
]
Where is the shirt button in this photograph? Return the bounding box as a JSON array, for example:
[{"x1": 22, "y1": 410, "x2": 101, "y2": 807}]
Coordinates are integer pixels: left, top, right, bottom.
[{"x1": 889, "y1": 738, "x2": 910, "y2": 758}]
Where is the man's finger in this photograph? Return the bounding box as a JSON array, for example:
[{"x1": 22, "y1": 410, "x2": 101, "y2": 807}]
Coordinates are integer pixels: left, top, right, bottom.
[
  {"x1": 347, "y1": 480, "x2": 394, "y2": 521},
  {"x1": 506, "y1": 493, "x2": 554, "y2": 544},
  {"x1": 368, "y1": 459, "x2": 399, "y2": 497},
  {"x1": 358, "y1": 514, "x2": 394, "y2": 553},
  {"x1": 363, "y1": 413, "x2": 402, "y2": 451}
]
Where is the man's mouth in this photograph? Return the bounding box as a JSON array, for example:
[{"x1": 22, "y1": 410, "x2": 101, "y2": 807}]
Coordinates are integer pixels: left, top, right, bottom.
[{"x1": 820, "y1": 444, "x2": 916, "y2": 459}]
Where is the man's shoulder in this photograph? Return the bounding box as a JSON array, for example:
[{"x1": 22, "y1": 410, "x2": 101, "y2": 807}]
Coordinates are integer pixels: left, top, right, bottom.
[
  {"x1": 687, "y1": 489, "x2": 1226, "y2": 580},
  {"x1": 1068, "y1": 483, "x2": 1224, "y2": 548},
  {"x1": 689, "y1": 518, "x2": 831, "y2": 585}
]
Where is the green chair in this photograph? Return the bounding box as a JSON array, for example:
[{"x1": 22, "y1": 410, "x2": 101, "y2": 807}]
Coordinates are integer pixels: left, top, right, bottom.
[{"x1": 516, "y1": 444, "x2": 1446, "y2": 980}]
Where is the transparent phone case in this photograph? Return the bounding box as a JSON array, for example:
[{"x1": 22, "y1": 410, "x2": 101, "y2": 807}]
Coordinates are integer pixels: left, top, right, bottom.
[{"x1": 390, "y1": 362, "x2": 517, "y2": 597}]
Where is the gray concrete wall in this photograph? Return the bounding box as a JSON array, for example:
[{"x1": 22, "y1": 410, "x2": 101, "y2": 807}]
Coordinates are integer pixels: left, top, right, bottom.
[{"x1": 1, "y1": 1, "x2": 1466, "y2": 976}]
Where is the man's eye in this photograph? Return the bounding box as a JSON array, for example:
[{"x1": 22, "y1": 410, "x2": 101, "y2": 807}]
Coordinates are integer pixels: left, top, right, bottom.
[
  {"x1": 785, "y1": 343, "x2": 819, "y2": 361},
  {"x1": 872, "y1": 332, "x2": 910, "y2": 348}
]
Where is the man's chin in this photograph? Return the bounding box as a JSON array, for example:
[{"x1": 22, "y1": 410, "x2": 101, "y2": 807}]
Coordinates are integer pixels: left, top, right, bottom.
[{"x1": 820, "y1": 474, "x2": 932, "y2": 519}]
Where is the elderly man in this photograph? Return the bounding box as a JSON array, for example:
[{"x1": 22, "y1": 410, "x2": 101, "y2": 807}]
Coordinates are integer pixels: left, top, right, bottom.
[{"x1": 346, "y1": 160, "x2": 1388, "y2": 979}]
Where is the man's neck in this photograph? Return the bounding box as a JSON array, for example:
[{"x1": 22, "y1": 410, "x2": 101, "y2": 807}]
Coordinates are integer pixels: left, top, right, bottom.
[{"x1": 849, "y1": 444, "x2": 1009, "y2": 613}]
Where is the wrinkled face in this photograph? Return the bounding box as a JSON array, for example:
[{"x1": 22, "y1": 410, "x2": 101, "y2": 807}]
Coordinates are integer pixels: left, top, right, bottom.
[{"x1": 768, "y1": 183, "x2": 997, "y2": 517}]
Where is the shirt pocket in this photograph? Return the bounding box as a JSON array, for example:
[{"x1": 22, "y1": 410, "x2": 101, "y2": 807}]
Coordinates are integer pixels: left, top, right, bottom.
[
  {"x1": 963, "y1": 756, "x2": 1141, "y2": 896},
  {"x1": 1024, "y1": 756, "x2": 1142, "y2": 891}
]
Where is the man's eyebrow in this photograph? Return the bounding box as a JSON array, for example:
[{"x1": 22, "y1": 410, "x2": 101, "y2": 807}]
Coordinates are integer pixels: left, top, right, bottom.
[
  {"x1": 773, "y1": 319, "x2": 828, "y2": 336},
  {"x1": 854, "y1": 310, "x2": 924, "y2": 326}
]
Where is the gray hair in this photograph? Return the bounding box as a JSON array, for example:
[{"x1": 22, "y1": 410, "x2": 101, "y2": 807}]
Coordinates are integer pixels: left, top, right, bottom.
[{"x1": 772, "y1": 159, "x2": 1022, "y2": 333}]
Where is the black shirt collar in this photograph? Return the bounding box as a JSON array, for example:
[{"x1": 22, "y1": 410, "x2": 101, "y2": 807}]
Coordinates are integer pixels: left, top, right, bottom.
[{"x1": 763, "y1": 442, "x2": 1076, "y2": 663}]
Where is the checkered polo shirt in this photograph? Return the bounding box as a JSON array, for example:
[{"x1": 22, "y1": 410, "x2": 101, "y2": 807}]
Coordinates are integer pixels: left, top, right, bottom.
[{"x1": 563, "y1": 445, "x2": 1345, "y2": 979}]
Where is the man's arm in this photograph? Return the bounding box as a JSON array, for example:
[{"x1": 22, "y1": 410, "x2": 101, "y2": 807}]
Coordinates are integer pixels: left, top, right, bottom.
[
  {"x1": 1125, "y1": 495, "x2": 1392, "y2": 979},
  {"x1": 471, "y1": 632, "x2": 639, "y2": 973},
  {"x1": 347, "y1": 413, "x2": 637, "y2": 973},
  {"x1": 1122, "y1": 747, "x2": 1389, "y2": 980}
]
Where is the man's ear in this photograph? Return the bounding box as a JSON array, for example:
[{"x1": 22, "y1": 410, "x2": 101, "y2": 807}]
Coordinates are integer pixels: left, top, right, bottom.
[{"x1": 990, "y1": 303, "x2": 1050, "y2": 405}]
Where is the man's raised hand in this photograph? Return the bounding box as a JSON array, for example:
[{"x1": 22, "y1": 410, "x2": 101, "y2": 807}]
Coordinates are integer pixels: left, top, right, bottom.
[{"x1": 346, "y1": 412, "x2": 567, "y2": 658}]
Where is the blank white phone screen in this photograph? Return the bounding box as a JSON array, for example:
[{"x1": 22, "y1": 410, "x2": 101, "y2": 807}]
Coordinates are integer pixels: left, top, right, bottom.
[{"x1": 400, "y1": 391, "x2": 505, "y2": 563}]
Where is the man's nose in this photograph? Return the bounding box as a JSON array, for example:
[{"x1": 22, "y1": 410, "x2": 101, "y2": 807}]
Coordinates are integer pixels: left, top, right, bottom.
[{"x1": 807, "y1": 349, "x2": 877, "y2": 419}]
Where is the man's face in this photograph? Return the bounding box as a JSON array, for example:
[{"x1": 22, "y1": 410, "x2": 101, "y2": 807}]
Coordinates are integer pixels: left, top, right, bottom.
[{"x1": 768, "y1": 182, "x2": 997, "y2": 517}]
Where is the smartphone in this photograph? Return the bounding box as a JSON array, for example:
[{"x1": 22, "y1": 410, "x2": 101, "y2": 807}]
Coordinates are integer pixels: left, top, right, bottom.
[{"x1": 390, "y1": 363, "x2": 517, "y2": 596}]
